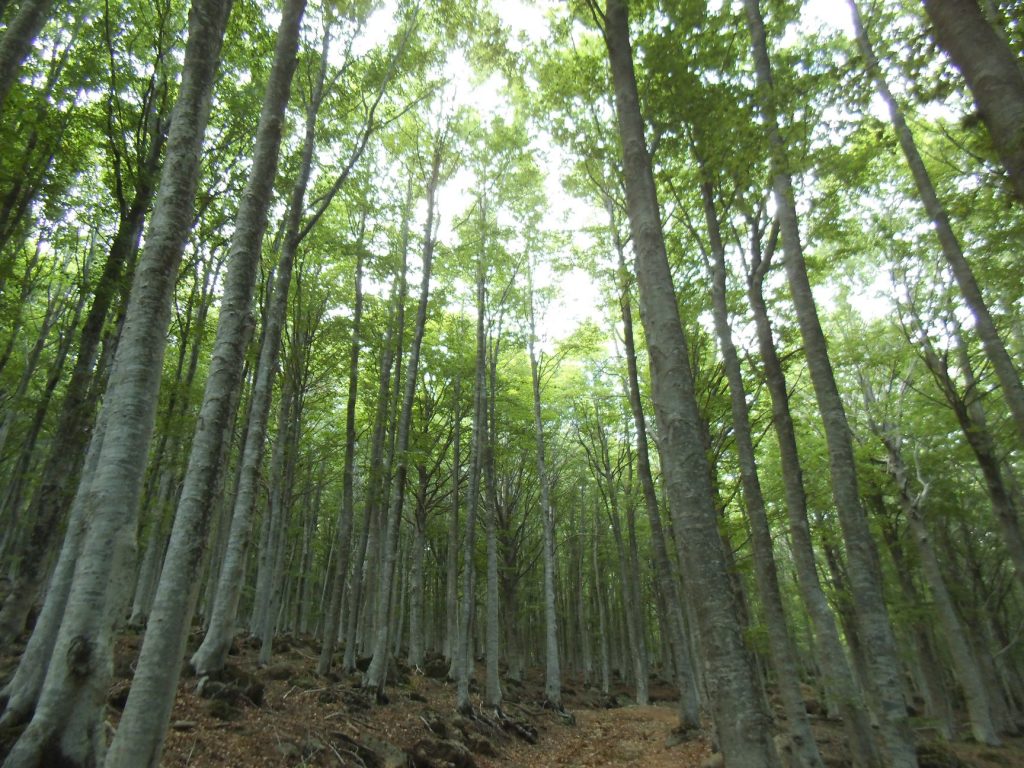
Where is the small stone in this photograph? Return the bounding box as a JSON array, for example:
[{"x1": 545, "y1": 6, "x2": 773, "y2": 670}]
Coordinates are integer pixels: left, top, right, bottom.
[{"x1": 170, "y1": 721, "x2": 197, "y2": 731}]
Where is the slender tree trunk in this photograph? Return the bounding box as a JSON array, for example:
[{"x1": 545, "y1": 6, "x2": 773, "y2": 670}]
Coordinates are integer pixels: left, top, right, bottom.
[
  {"x1": 190, "y1": 19, "x2": 328, "y2": 676},
  {"x1": 700, "y1": 180, "x2": 824, "y2": 767},
  {"x1": 744, "y1": 219, "x2": 882, "y2": 767},
  {"x1": 1, "y1": 0, "x2": 233, "y2": 762},
  {"x1": 483, "y1": 337, "x2": 502, "y2": 711},
  {"x1": 364, "y1": 139, "x2": 441, "y2": 698},
  {"x1": 742, "y1": 1, "x2": 917, "y2": 763},
  {"x1": 444, "y1": 374, "x2": 461, "y2": 662},
  {"x1": 920, "y1": 0, "x2": 1024, "y2": 202},
  {"x1": 455, "y1": 256, "x2": 486, "y2": 714},
  {"x1": 318, "y1": 244, "x2": 364, "y2": 675},
  {"x1": 527, "y1": 262, "x2": 562, "y2": 711},
  {"x1": 601, "y1": 0, "x2": 778, "y2": 761}
]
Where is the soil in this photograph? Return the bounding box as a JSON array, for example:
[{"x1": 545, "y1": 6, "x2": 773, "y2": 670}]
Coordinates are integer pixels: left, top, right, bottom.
[{"x1": 4, "y1": 630, "x2": 1024, "y2": 767}]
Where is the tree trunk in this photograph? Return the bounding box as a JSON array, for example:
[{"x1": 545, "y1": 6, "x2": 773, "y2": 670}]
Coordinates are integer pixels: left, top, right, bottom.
[
  {"x1": 744, "y1": 217, "x2": 882, "y2": 767},
  {"x1": 527, "y1": 261, "x2": 562, "y2": 711},
  {"x1": 190, "y1": 18, "x2": 328, "y2": 676},
  {"x1": 742, "y1": 1, "x2": 917, "y2": 763},
  {"x1": 318, "y1": 243, "x2": 364, "y2": 674},
  {"x1": 921, "y1": 0, "x2": 1024, "y2": 202},
  {"x1": 1, "y1": 0, "x2": 233, "y2": 762},
  {"x1": 364, "y1": 137, "x2": 441, "y2": 698},
  {"x1": 601, "y1": 0, "x2": 778, "y2": 762},
  {"x1": 701, "y1": 179, "x2": 824, "y2": 767}
]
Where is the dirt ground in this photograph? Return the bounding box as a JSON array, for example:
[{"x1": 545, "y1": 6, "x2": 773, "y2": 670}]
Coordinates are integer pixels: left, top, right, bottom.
[{"x1": 4, "y1": 630, "x2": 1024, "y2": 767}]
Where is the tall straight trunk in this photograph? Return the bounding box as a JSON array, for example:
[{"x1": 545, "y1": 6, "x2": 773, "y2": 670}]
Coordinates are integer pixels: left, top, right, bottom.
[
  {"x1": 455, "y1": 257, "x2": 486, "y2": 714},
  {"x1": 444, "y1": 374, "x2": 461, "y2": 662},
  {"x1": 920, "y1": 0, "x2": 1024, "y2": 202},
  {"x1": 0, "y1": 0, "x2": 56, "y2": 114},
  {"x1": 862, "y1": 381, "x2": 999, "y2": 745},
  {"x1": 601, "y1": 1, "x2": 778, "y2": 762},
  {"x1": 849, "y1": 0, "x2": 1024, "y2": 447},
  {"x1": 700, "y1": 180, "x2": 824, "y2": 767},
  {"x1": 190, "y1": 19, "x2": 328, "y2": 676},
  {"x1": 0, "y1": 0, "x2": 233, "y2": 762},
  {"x1": 527, "y1": 263, "x2": 562, "y2": 710},
  {"x1": 742, "y1": 2, "x2": 917, "y2": 764},
  {"x1": 104, "y1": 1, "x2": 302, "y2": 756},
  {"x1": 318, "y1": 246, "x2": 364, "y2": 675},
  {"x1": 483, "y1": 337, "x2": 502, "y2": 710},
  {"x1": 592, "y1": 512, "x2": 610, "y2": 696},
  {"x1": 408, "y1": 465, "x2": 428, "y2": 668},
  {"x1": 744, "y1": 218, "x2": 881, "y2": 767},
  {"x1": 364, "y1": 139, "x2": 441, "y2": 698},
  {"x1": 612, "y1": 203, "x2": 700, "y2": 729}
]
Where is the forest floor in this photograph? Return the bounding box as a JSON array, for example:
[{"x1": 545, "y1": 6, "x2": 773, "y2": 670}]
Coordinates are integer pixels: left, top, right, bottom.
[{"x1": 2, "y1": 628, "x2": 1024, "y2": 767}]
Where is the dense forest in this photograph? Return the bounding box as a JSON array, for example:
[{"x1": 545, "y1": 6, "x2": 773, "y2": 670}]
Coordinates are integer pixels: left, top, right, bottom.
[{"x1": 0, "y1": 0, "x2": 1022, "y2": 765}]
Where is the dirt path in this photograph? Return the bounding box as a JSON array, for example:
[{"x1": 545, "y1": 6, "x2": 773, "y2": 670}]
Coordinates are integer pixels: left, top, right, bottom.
[{"x1": 513, "y1": 705, "x2": 711, "y2": 768}]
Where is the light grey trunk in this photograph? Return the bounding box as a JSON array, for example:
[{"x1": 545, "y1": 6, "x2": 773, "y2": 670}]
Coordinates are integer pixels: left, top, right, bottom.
[
  {"x1": 849, "y1": 0, "x2": 1024, "y2": 447},
  {"x1": 364, "y1": 140, "x2": 440, "y2": 698},
  {"x1": 742, "y1": 1, "x2": 917, "y2": 764},
  {"x1": 102, "y1": 2, "x2": 302, "y2": 761},
  {"x1": 408, "y1": 466, "x2": 427, "y2": 669},
  {"x1": 190, "y1": 15, "x2": 325, "y2": 676},
  {"x1": 602, "y1": 0, "x2": 778, "y2": 762},
  {"x1": 611, "y1": 214, "x2": 699, "y2": 727},
  {"x1": 745, "y1": 221, "x2": 882, "y2": 768},
  {"x1": 701, "y1": 180, "x2": 824, "y2": 768},
  {"x1": 455, "y1": 259, "x2": 485, "y2": 714},
  {"x1": 0, "y1": 0, "x2": 233, "y2": 762},
  {"x1": 483, "y1": 342, "x2": 502, "y2": 710},
  {"x1": 0, "y1": 414, "x2": 105, "y2": 728},
  {"x1": 527, "y1": 264, "x2": 562, "y2": 710},
  {"x1": 318, "y1": 244, "x2": 364, "y2": 674},
  {"x1": 444, "y1": 375, "x2": 461, "y2": 662}
]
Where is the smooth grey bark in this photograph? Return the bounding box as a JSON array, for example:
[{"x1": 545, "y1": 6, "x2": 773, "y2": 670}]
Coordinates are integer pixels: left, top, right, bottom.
[
  {"x1": 742, "y1": 1, "x2": 917, "y2": 763},
  {"x1": 700, "y1": 180, "x2": 824, "y2": 768},
  {"x1": 408, "y1": 464, "x2": 428, "y2": 668},
  {"x1": 318, "y1": 245, "x2": 364, "y2": 675},
  {"x1": 0, "y1": 0, "x2": 56, "y2": 114},
  {"x1": 364, "y1": 139, "x2": 441, "y2": 698},
  {"x1": 526, "y1": 262, "x2": 562, "y2": 710},
  {"x1": 849, "y1": 0, "x2": 1024, "y2": 449},
  {"x1": 483, "y1": 333, "x2": 502, "y2": 710},
  {"x1": 190, "y1": 21, "x2": 329, "y2": 675},
  {"x1": 611, "y1": 201, "x2": 700, "y2": 729},
  {"x1": 0, "y1": 414, "x2": 106, "y2": 729},
  {"x1": 600, "y1": 0, "x2": 778, "y2": 762},
  {"x1": 455, "y1": 255, "x2": 486, "y2": 714},
  {"x1": 444, "y1": 373, "x2": 462, "y2": 662},
  {"x1": 861, "y1": 377, "x2": 1000, "y2": 745},
  {"x1": 591, "y1": 510, "x2": 610, "y2": 696},
  {"x1": 744, "y1": 218, "x2": 882, "y2": 768},
  {"x1": 1, "y1": 0, "x2": 233, "y2": 762},
  {"x1": 920, "y1": 0, "x2": 1024, "y2": 202}
]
